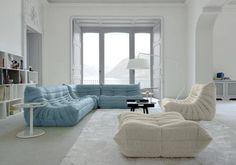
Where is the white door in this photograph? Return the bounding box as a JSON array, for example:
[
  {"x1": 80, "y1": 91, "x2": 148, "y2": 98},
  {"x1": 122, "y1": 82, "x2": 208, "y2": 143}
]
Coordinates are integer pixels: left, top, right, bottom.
[
  {"x1": 152, "y1": 23, "x2": 162, "y2": 99},
  {"x1": 104, "y1": 32, "x2": 130, "y2": 84},
  {"x1": 71, "y1": 20, "x2": 82, "y2": 84}
]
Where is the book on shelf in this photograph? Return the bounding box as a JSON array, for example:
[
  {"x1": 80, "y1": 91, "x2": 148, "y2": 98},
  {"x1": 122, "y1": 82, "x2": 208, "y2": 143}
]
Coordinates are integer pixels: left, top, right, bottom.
[
  {"x1": 0, "y1": 86, "x2": 19, "y2": 101},
  {"x1": 0, "y1": 86, "x2": 4, "y2": 101},
  {"x1": 4, "y1": 86, "x2": 10, "y2": 100},
  {"x1": 0, "y1": 69, "x2": 4, "y2": 85},
  {"x1": 0, "y1": 56, "x2": 4, "y2": 67},
  {"x1": 0, "y1": 102, "x2": 7, "y2": 119},
  {"x1": 9, "y1": 105, "x2": 20, "y2": 115}
]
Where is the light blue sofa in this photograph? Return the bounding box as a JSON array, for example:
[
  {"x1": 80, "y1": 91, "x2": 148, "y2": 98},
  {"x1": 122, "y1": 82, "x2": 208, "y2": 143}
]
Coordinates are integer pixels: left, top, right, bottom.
[{"x1": 24, "y1": 84, "x2": 142, "y2": 126}]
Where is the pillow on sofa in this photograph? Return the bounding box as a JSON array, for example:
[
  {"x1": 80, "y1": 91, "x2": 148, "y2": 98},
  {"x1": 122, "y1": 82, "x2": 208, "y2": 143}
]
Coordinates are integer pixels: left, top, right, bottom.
[{"x1": 114, "y1": 112, "x2": 212, "y2": 157}]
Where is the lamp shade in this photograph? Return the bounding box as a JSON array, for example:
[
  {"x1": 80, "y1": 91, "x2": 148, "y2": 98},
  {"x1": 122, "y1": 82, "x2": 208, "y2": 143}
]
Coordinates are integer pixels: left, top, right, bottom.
[{"x1": 127, "y1": 58, "x2": 150, "y2": 70}]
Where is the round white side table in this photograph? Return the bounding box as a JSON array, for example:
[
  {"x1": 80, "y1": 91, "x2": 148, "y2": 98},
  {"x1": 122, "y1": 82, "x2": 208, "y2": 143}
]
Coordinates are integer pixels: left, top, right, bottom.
[{"x1": 13, "y1": 102, "x2": 47, "y2": 139}]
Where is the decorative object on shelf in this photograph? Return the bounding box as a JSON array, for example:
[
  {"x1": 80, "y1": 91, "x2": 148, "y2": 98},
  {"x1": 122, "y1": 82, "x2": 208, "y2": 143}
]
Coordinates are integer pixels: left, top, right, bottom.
[
  {"x1": 29, "y1": 66, "x2": 33, "y2": 71},
  {"x1": 20, "y1": 60, "x2": 23, "y2": 69},
  {"x1": 8, "y1": 55, "x2": 13, "y2": 68},
  {"x1": 216, "y1": 72, "x2": 224, "y2": 79},
  {"x1": 0, "y1": 56, "x2": 4, "y2": 67},
  {"x1": 142, "y1": 87, "x2": 159, "y2": 102},
  {"x1": 9, "y1": 105, "x2": 19, "y2": 115},
  {"x1": 13, "y1": 102, "x2": 47, "y2": 138},
  {"x1": 214, "y1": 72, "x2": 231, "y2": 80},
  {"x1": 142, "y1": 90, "x2": 153, "y2": 98},
  {"x1": 11, "y1": 60, "x2": 19, "y2": 69},
  {"x1": 5, "y1": 74, "x2": 10, "y2": 84},
  {"x1": 8, "y1": 79, "x2": 14, "y2": 84}
]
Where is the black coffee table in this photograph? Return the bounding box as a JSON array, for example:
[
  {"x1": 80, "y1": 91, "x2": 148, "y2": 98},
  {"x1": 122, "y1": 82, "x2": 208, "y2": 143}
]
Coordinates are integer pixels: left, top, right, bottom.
[{"x1": 126, "y1": 99, "x2": 155, "y2": 114}]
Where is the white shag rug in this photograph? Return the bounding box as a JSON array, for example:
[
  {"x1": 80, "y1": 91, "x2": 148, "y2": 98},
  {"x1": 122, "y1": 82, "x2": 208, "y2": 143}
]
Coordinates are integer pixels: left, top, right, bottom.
[{"x1": 60, "y1": 109, "x2": 236, "y2": 165}]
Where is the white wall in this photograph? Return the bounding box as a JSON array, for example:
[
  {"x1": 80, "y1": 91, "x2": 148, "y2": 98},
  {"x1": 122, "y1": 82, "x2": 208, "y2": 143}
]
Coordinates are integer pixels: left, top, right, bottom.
[
  {"x1": 186, "y1": 0, "x2": 228, "y2": 87},
  {"x1": 195, "y1": 11, "x2": 219, "y2": 83},
  {"x1": 43, "y1": 3, "x2": 187, "y2": 98},
  {"x1": 186, "y1": 0, "x2": 210, "y2": 90},
  {"x1": 214, "y1": 10, "x2": 236, "y2": 80},
  {"x1": 0, "y1": 0, "x2": 22, "y2": 55}
]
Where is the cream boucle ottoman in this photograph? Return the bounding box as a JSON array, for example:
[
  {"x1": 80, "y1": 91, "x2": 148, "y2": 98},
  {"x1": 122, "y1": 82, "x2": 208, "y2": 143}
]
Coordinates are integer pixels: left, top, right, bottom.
[{"x1": 114, "y1": 112, "x2": 212, "y2": 157}]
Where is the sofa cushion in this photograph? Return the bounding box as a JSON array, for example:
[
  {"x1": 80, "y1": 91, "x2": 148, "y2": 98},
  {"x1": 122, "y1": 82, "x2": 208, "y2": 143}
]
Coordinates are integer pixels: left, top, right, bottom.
[
  {"x1": 114, "y1": 112, "x2": 212, "y2": 157},
  {"x1": 99, "y1": 95, "x2": 142, "y2": 109},
  {"x1": 101, "y1": 84, "x2": 141, "y2": 96},
  {"x1": 67, "y1": 85, "x2": 101, "y2": 98}
]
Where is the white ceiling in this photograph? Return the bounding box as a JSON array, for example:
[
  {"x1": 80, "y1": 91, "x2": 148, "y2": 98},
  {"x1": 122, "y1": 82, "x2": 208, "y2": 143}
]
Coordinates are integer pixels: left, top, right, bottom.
[{"x1": 47, "y1": 0, "x2": 186, "y2": 4}]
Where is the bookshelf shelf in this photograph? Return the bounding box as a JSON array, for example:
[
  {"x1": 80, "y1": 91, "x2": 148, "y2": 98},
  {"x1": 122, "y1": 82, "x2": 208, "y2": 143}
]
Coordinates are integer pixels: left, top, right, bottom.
[
  {"x1": 0, "y1": 67, "x2": 26, "y2": 71},
  {"x1": 0, "y1": 51, "x2": 38, "y2": 119},
  {"x1": 18, "y1": 83, "x2": 37, "y2": 85},
  {"x1": 0, "y1": 98, "x2": 21, "y2": 104}
]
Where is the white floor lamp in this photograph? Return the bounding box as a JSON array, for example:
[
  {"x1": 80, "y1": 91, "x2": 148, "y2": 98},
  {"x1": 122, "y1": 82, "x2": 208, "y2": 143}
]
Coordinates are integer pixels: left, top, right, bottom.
[
  {"x1": 127, "y1": 53, "x2": 185, "y2": 100},
  {"x1": 127, "y1": 55, "x2": 154, "y2": 102}
]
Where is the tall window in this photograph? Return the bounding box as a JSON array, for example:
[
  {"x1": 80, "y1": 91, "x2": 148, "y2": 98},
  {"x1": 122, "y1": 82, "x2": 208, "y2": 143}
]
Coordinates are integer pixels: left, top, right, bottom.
[
  {"x1": 83, "y1": 33, "x2": 99, "y2": 84},
  {"x1": 81, "y1": 28, "x2": 152, "y2": 87},
  {"x1": 104, "y1": 33, "x2": 129, "y2": 84}
]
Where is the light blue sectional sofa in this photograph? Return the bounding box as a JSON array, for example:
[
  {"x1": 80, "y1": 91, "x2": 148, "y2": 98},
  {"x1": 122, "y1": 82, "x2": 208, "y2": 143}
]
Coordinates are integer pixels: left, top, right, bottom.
[{"x1": 24, "y1": 84, "x2": 142, "y2": 126}]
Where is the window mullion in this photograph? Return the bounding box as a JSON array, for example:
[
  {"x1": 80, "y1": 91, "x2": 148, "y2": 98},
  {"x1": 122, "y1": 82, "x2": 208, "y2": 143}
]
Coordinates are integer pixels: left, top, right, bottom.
[
  {"x1": 150, "y1": 31, "x2": 153, "y2": 88},
  {"x1": 99, "y1": 31, "x2": 104, "y2": 84},
  {"x1": 129, "y1": 31, "x2": 135, "y2": 84}
]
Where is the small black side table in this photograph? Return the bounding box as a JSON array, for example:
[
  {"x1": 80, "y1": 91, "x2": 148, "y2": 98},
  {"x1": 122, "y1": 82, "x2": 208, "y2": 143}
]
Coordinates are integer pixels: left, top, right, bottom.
[{"x1": 126, "y1": 99, "x2": 155, "y2": 114}]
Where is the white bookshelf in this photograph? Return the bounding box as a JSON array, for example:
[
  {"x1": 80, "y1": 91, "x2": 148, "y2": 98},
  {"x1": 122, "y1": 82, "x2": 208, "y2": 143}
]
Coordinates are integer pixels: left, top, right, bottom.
[{"x1": 0, "y1": 51, "x2": 38, "y2": 119}]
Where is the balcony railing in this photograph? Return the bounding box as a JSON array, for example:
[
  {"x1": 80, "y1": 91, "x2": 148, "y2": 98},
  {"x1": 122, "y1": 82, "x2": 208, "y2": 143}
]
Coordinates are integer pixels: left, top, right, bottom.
[{"x1": 83, "y1": 79, "x2": 149, "y2": 88}]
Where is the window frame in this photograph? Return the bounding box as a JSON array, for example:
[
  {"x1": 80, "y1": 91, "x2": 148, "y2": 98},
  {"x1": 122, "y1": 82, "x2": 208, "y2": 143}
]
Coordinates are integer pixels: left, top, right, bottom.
[{"x1": 81, "y1": 27, "x2": 153, "y2": 86}]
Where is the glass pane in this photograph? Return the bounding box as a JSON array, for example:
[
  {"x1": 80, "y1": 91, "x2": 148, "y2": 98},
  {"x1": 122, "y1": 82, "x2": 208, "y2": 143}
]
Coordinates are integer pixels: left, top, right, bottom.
[
  {"x1": 104, "y1": 33, "x2": 129, "y2": 84},
  {"x1": 83, "y1": 33, "x2": 99, "y2": 84},
  {"x1": 135, "y1": 33, "x2": 151, "y2": 88}
]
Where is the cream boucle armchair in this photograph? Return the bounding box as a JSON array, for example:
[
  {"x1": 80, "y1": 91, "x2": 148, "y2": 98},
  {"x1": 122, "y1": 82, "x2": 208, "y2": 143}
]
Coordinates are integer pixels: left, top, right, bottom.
[{"x1": 160, "y1": 82, "x2": 216, "y2": 121}]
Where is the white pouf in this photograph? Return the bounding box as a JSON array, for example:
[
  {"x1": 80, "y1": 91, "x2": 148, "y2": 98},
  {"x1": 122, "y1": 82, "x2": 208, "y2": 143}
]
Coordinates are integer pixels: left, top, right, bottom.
[{"x1": 114, "y1": 112, "x2": 212, "y2": 157}]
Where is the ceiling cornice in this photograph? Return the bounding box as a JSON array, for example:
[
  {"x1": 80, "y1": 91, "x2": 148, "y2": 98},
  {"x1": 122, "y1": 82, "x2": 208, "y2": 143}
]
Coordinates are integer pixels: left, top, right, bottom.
[
  {"x1": 47, "y1": 0, "x2": 186, "y2": 4},
  {"x1": 47, "y1": 2, "x2": 187, "y2": 8}
]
